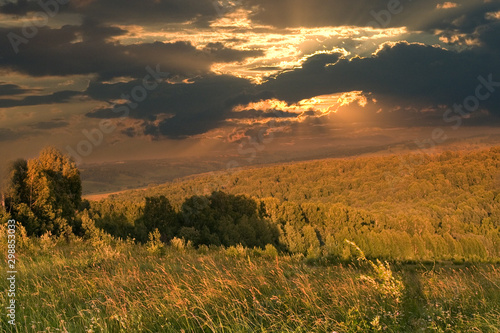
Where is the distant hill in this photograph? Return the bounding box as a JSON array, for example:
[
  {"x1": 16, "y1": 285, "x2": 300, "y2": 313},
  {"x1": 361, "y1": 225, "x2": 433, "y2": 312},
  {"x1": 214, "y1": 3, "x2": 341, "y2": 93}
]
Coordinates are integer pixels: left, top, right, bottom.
[
  {"x1": 87, "y1": 146, "x2": 500, "y2": 262},
  {"x1": 82, "y1": 134, "x2": 500, "y2": 196}
]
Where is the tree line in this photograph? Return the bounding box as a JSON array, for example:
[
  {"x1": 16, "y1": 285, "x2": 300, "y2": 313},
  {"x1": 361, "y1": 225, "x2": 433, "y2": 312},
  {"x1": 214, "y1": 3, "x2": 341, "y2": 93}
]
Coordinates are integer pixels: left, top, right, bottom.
[{"x1": 1, "y1": 146, "x2": 500, "y2": 262}]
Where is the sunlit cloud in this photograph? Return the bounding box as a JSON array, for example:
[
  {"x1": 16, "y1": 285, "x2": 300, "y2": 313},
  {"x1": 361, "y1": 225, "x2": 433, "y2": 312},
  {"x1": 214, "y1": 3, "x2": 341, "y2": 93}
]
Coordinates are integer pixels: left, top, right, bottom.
[
  {"x1": 486, "y1": 11, "x2": 500, "y2": 21},
  {"x1": 233, "y1": 91, "x2": 369, "y2": 118},
  {"x1": 336, "y1": 92, "x2": 368, "y2": 110},
  {"x1": 210, "y1": 8, "x2": 255, "y2": 29},
  {"x1": 436, "y1": 2, "x2": 460, "y2": 9},
  {"x1": 438, "y1": 33, "x2": 481, "y2": 46},
  {"x1": 0, "y1": 0, "x2": 499, "y2": 166},
  {"x1": 109, "y1": 10, "x2": 409, "y2": 83}
]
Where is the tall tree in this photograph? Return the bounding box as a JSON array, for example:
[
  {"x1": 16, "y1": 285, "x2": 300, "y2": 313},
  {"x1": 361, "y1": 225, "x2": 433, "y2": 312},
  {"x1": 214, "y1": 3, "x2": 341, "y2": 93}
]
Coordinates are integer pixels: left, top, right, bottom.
[{"x1": 4, "y1": 147, "x2": 82, "y2": 236}]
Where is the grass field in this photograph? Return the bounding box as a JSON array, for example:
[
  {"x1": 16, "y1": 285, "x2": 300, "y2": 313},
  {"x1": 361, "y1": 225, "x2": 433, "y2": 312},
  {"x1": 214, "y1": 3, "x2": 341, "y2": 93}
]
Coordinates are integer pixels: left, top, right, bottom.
[{"x1": 1, "y1": 233, "x2": 499, "y2": 333}]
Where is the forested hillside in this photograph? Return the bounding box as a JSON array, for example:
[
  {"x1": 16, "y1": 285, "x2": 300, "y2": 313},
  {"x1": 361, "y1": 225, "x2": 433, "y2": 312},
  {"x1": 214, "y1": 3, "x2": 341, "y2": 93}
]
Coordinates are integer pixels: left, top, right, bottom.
[{"x1": 87, "y1": 147, "x2": 500, "y2": 262}]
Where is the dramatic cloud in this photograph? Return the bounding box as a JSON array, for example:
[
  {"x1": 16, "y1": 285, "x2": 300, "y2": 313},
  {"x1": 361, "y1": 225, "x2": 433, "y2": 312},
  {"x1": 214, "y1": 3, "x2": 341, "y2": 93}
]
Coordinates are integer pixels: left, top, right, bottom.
[
  {"x1": 0, "y1": 83, "x2": 32, "y2": 96},
  {"x1": 1, "y1": 0, "x2": 499, "y2": 167},
  {"x1": 436, "y1": 2, "x2": 460, "y2": 10},
  {"x1": 0, "y1": 0, "x2": 221, "y2": 27},
  {"x1": 0, "y1": 21, "x2": 263, "y2": 80},
  {"x1": 86, "y1": 75, "x2": 257, "y2": 139},
  {"x1": 425, "y1": 1, "x2": 500, "y2": 33},
  {"x1": 476, "y1": 21, "x2": 500, "y2": 52},
  {"x1": 80, "y1": 38, "x2": 500, "y2": 139},
  {"x1": 244, "y1": 0, "x2": 500, "y2": 31},
  {"x1": 0, "y1": 90, "x2": 81, "y2": 108},
  {"x1": 263, "y1": 42, "x2": 500, "y2": 111}
]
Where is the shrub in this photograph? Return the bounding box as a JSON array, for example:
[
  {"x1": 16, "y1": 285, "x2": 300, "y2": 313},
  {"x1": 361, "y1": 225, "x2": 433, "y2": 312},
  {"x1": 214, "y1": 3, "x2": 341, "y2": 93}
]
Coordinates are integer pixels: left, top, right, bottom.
[
  {"x1": 170, "y1": 237, "x2": 192, "y2": 251},
  {"x1": 146, "y1": 229, "x2": 165, "y2": 255}
]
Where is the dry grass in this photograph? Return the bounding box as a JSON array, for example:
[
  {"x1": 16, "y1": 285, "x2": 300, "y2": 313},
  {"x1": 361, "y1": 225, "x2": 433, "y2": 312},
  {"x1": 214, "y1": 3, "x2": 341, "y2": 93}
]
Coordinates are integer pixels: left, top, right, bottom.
[{"x1": 1, "y1": 236, "x2": 499, "y2": 332}]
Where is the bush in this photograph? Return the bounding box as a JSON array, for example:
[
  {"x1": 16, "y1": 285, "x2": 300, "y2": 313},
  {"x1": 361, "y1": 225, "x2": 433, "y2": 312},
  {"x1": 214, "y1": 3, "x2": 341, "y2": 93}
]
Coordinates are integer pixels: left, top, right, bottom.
[
  {"x1": 170, "y1": 237, "x2": 192, "y2": 251},
  {"x1": 263, "y1": 244, "x2": 279, "y2": 258},
  {"x1": 146, "y1": 229, "x2": 165, "y2": 255}
]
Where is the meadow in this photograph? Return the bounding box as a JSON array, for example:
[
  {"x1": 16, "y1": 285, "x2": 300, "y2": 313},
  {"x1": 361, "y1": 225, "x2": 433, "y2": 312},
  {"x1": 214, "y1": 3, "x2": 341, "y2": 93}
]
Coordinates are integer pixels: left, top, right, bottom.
[
  {"x1": 1, "y1": 232, "x2": 499, "y2": 333},
  {"x1": 2, "y1": 147, "x2": 500, "y2": 332}
]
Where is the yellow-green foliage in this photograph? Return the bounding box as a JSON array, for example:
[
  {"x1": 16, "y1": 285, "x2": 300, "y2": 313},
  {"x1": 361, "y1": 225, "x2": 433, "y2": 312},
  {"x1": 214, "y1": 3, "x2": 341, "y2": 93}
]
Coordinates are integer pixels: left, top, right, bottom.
[
  {"x1": 39, "y1": 231, "x2": 56, "y2": 253},
  {"x1": 0, "y1": 223, "x2": 6, "y2": 255},
  {"x1": 15, "y1": 223, "x2": 34, "y2": 252},
  {"x1": 80, "y1": 211, "x2": 121, "y2": 262},
  {"x1": 170, "y1": 236, "x2": 192, "y2": 251},
  {"x1": 346, "y1": 240, "x2": 404, "y2": 302},
  {"x1": 90, "y1": 147, "x2": 500, "y2": 262},
  {"x1": 5, "y1": 147, "x2": 81, "y2": 237},
  {"x1": 146, "y1": 228, "x2": 165, "y2": 255}
]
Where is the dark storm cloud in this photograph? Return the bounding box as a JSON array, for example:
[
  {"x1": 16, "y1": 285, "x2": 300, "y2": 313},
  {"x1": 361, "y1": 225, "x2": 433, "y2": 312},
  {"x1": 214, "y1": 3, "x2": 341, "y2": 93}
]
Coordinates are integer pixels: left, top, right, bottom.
[
  {"x1": 8, "y1": 0, "x2": 495, "y2": 33},
  {"x1": 224, "y1": 90, "x2": 276, "y2": 108},
  {"x1": 421, "y1": 1, "x2": 500, "y2": 51},
  {"x1": 0, "y1": 21, "x2": 263, "y2": 80},
  {"x1": 86, "y1": 75, "x2": 259, "y2": 139},
  {"x1": 0, "y1": 83, "x2": 32, "y2": 96},
  {"x1": 422, "y1": 1, "x2": 500, "y2": 33},
  {"x1": 0, "y1": 0, "x2": 220, "y2": 27},
  {"x1": 1, "y1": 0, "x2": 499, "y2": 141},
  {"x1": 0, "y1": 90, "x2": 80, "y2": 108},
  {"x1": 0, "y1": 0, "x2": 38, "y2": 15},
  {"x1": 263, "y1": 42, "x2": 500, "y2": 114},
  {"x1": 245, "y1": 0, "x2": 432, "y2": 29},
  {"x1": 74, "y1": 0, "x2": 221, "y2": 27},
  {"x1": 246, "y1": 0, "x2": 500, "y2": 57},
  {"x1": 476, "y1": 21, "x2": 500, "y2": 53},
  {"x1": 84, "y1": 40, "x2": 500, "y2": 138},
  {"x1": 246, "y1": 0, "x2": 500, "y2": 31}
]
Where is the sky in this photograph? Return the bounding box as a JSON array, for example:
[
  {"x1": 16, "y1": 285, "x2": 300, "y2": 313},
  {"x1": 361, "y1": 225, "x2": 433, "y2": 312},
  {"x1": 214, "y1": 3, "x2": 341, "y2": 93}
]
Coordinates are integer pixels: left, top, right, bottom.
[{"x1": 0, "y1": 0, "x2": 500, "y2": 182}]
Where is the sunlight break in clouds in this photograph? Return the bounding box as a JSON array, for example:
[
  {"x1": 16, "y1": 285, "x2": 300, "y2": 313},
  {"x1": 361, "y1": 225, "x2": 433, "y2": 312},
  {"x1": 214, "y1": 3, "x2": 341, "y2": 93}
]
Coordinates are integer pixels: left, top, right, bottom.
[
  {"x1": 0, "y1": 0, "x2": 499, "y2": 169},
  {"x1": 232, "y1": 91, "x2": 369, "y2": 117},
  {"x1": 486, "y1": 11, "x2": 500, "y2": 21},
  {"x1": 436, "y1": 2, "x2": 460, "y2": 9},
  {"x1": 109, "y1": 7, "x2": 409, "y2": 84}
]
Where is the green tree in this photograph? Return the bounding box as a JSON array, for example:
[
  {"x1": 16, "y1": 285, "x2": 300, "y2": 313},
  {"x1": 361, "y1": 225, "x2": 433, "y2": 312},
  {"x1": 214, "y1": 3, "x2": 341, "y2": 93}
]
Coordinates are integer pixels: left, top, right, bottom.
[
  {"x1": 135, "y1": 195, "x2": 178, "y2": 242},
  {"x1": 4, "y1": 147, "x2": 82, "y2": 236},
  {"x1": 179, "y1": 191, "x2": 279, "y2": 248}
]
